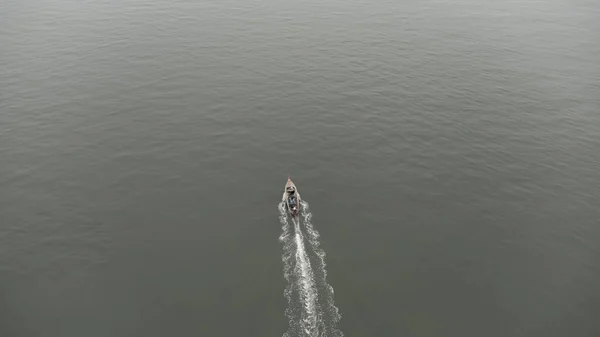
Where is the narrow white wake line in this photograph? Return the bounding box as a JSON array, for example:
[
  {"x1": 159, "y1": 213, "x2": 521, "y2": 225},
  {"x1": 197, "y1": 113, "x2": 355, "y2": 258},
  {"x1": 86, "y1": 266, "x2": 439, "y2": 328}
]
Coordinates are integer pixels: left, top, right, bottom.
[
  {"x1": 292, "y1": 217, "x2": 319, "y2": 336},
  {"x1": 301, "y1": 201, "x2": 344, "y2": 337},
  {"x1": 278, "y1": 202, "x2": 298, "y2": 337},
  {"x1": 279, "y1": 200, "x2": 344, "y2": 337},
  {"x1": 279, "y1": 202, "x2": 319, "y2": 337}
]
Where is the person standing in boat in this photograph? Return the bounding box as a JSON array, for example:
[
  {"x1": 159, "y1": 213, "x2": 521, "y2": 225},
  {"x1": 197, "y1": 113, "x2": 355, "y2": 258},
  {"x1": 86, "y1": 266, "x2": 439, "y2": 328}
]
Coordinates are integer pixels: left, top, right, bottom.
[{"x1": 287, "y1": 188, "x2": 298, "y2": 213}]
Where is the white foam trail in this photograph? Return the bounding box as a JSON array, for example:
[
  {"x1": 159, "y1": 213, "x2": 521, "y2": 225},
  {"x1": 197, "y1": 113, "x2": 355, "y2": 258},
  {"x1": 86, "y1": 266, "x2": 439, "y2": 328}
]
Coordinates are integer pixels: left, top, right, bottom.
[
  {"x1": 278, "y1": 200, "x2": 344, "y2": 337},
  {"x1": 301, "y1": 201, "x2": 344, "y2": 337},
  {"x1": 279, "y1": 202, "x2": 320, "y2": 337},
  {"x1": 279, "y1": 202, "x2": 300, "y2": 336},
  {"x1": 293, "y1": 217, "x2": 320, "y2": 336}
]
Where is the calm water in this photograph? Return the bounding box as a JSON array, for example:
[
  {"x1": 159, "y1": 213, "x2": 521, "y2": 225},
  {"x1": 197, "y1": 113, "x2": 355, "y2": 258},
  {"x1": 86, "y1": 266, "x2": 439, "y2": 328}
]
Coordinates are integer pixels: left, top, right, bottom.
[{"x1": 1, "y1": 0, "x2": 600, "y2": 336}]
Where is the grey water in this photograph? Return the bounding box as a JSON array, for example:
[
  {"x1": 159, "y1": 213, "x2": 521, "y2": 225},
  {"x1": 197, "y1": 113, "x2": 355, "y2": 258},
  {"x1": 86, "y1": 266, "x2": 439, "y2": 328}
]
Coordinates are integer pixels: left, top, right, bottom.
[{"x1": 1, "y1": 0, "x2": 600, "y2": 336}]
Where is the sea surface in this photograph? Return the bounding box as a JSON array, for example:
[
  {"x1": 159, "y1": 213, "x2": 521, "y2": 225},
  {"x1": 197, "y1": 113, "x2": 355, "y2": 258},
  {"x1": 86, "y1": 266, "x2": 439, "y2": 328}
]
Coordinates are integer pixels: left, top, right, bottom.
[{"x1": 1, "y1": 0, "x2": 599, "y2": 336}]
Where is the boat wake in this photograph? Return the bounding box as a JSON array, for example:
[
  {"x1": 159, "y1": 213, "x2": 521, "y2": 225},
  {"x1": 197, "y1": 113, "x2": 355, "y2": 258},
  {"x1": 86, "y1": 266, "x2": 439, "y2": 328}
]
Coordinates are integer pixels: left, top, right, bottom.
[{"x1": 279, "y1": 200, "x2": 343, "y2": 337}]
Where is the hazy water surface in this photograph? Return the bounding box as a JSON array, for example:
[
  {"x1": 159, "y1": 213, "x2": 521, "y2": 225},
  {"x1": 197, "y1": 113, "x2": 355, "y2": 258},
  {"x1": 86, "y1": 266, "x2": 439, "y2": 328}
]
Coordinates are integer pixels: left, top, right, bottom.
[{"x1": 1, "y1": 0, "x2": 600, "y2": 336}]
